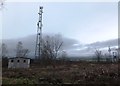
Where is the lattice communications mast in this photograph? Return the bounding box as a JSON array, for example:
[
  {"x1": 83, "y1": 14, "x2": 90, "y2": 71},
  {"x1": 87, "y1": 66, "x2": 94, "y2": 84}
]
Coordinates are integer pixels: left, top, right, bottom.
[
  {"x1": 35, "y1": 6, "x2": 43, "y2": 59},
  {"x1": 108, "y1": 46, "x2": 111, "y2": 58}
]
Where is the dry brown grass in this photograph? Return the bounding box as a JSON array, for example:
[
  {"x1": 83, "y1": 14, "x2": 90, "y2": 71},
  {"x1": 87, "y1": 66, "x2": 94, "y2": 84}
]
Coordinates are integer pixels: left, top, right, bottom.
[{"x1": 2, "y1": 62, "x2": 120, "y2": 85}]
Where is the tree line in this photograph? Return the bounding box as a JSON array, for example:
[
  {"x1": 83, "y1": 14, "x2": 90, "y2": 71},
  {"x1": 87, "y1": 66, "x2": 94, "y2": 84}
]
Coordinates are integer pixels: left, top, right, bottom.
[{"x1": 94, "y1": 46, "x2": 120, "y2": 63}]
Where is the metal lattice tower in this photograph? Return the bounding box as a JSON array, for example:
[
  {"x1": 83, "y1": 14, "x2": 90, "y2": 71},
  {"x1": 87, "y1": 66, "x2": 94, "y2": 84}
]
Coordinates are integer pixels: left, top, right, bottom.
[
  {"x1": 35, "y1": 6, "x2": 43, "y2": 59},
  {"x1": 108, "y1": 46, "x2": 111, "y2": 57}
]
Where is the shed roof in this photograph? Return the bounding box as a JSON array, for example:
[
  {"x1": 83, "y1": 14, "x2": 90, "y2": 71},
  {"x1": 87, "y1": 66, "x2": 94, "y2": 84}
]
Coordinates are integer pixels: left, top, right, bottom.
[{"x1": 9, "y1": 57, "x2": 30, "y2": 59}]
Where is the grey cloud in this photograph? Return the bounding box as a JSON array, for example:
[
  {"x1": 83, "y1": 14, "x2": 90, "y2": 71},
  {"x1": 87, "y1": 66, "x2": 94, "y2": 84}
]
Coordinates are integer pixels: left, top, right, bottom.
[
  {"x1": 86, "y1": 39, "x2": 118, "y2": 49},
  {"x1": 67, "y1": 39, "x2": 118, "y2": 57}
]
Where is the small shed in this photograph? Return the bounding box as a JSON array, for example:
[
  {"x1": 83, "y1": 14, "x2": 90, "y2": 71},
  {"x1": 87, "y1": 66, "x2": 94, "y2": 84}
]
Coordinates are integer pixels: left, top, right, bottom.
[{"x1": 8, "y1": 57, "x2": 30, "y2": 68}]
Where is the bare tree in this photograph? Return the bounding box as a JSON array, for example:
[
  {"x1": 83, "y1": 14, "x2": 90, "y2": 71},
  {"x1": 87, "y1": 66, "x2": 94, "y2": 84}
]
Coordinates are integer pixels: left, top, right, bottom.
[
  {"x1": 95, "y1": 49, "x2": 102, "y2": 62},
  {"x1": 61, "y1": 50, "x2": 68, "y2": 60},
  {"x1": 1, "y1": 43, "x2": 8, "y2": 67},
  {"x1": 41, "y1": 34, "x2": 63, "y2": 66},
  {"x1": 22, "y1": 49, "x2": 30, "y2": 57},
  {"x1": 59, "y1": 50, "x2": 68, "y2": 64},
  {"x1": 16, "y1": 41, "x2": 23, "y2": 57},
  {"x1": 1, "y1": 43, "x2": 8, "y2": 58},
  {"x1": 53, "y1": 34, "x2": 63, "y2": 59},
  {"x1": 16, "y1": 41, "x2": 30, "y2": 57}
]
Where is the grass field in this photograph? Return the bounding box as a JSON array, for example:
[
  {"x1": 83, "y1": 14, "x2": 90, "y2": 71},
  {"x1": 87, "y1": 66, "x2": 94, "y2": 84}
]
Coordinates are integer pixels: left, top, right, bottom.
[{"x1": 2, "y1": 61, "x2": 120, "y2": 85}]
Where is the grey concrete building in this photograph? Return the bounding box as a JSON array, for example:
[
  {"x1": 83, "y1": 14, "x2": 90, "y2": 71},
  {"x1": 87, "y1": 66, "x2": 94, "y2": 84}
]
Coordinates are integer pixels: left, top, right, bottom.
[{"x1": 8, "y1": 57, "x2": 30, "y2": 68}]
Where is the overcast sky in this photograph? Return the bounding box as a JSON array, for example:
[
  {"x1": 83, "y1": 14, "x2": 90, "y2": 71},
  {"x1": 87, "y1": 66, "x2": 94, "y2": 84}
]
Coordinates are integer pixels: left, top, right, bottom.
[{"x1": 2, "y1": 2, "x2": 118, "y2": 44}]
